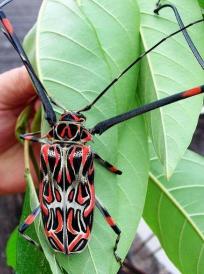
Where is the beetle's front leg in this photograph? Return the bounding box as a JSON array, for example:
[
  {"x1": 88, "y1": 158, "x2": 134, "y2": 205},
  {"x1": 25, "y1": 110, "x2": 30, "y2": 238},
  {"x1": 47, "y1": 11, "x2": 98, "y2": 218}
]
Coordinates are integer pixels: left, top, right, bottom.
[
  {"x1": 94, "y1": 153, "x2": 122, "y2": 175},
  {"x1": 20, "y1": 132, "x2": 49, "y2": 144}
]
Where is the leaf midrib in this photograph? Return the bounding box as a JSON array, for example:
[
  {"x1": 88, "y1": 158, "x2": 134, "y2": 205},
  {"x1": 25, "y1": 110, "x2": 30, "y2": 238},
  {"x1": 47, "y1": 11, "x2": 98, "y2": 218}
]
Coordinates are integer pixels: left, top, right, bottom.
[
  {"x1": 140, "y1": 26, "x2": 168, "y2": 171},
  {"x1": 149, "y1": 171, "x2": 204, "y2": 242}
]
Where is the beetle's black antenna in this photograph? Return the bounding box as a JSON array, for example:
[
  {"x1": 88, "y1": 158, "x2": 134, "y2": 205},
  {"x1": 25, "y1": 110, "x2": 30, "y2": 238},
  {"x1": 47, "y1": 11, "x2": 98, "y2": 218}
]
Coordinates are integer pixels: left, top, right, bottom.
[
  {"x1": 154, "y1": 3, "x2": 204, "y2": 69},
  {"x1": 0, "y1": 0, "x2": 13, "y2": 9},
  {"x1": 156, "y1": 0, "x2": 162, "y2": 7},
  {"x1": 91, "y1": 85, "x2": 204, "y2": 135},
  {"x1": 78, "y1": 17, "x2": 204, "y2": 113},
  {"x1": 0, "y1": 3, "x2": 57, "y2": 126}
]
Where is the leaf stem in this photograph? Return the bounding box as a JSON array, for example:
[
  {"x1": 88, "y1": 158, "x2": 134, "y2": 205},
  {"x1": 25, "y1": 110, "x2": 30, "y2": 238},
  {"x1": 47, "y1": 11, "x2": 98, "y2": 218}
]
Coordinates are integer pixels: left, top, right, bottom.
[{"x1": 24, "y1": 139, "x2": 30, "y2": 176}]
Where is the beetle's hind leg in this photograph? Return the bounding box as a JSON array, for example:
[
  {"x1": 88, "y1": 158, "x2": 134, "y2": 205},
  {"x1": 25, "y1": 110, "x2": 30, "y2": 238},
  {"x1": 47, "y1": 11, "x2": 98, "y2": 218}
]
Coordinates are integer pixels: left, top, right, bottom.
[
  {"x1": 19, "y1": 206, "x2": 42, "y2": 250},
  {"x1": 96, "y1": 197, "x2": 122, "y2": 265},
  {"x1": 114, "y1": 234, "x2": 122, "y2": 265},
  {"x1": 94, "y1": 153, "x2": 122, "y2": 175}
]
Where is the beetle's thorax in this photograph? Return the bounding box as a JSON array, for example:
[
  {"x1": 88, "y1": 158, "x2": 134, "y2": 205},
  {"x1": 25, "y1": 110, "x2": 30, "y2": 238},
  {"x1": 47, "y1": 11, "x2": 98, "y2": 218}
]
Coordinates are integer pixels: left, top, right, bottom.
[
  {"x1": 52, "y1": 121, "x2": 91, "y2": 142},
  {"x1": 50, "y1": 111, "x2": 92, "y2": 143}
]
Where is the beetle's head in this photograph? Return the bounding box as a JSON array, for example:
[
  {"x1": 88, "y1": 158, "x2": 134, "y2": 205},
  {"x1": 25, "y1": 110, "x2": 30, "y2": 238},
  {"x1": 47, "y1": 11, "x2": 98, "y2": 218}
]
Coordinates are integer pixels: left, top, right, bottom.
[{"x1": 60, "y1": 111, "x2": 86, "y2": 123}]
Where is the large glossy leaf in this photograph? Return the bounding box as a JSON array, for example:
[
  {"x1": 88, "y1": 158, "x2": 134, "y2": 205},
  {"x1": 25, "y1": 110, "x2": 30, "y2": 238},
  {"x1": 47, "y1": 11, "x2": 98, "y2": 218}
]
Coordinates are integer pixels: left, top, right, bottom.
[
  {"x1": 17, "y1": 1, "x2": 149, "y2": 274},
  {"x1": 137, "y1": 0, "x2": 204, "y2": 177},
  {"x1": 144, "y1": 148, "x2": 204, "y2": 274}
]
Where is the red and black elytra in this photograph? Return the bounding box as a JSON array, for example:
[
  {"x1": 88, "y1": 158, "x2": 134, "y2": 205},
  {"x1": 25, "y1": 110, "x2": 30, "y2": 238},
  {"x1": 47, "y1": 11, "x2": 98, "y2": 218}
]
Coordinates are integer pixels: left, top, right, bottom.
[
  {"x1": 1, "y1": 0, "x2": 204, "y2": 264},
  {"x1": 39, "y1": 113, "x2": 95, "y2": 254},
  {"x1": 21, "y1": 112, "x2": 122, "y2": 256}
]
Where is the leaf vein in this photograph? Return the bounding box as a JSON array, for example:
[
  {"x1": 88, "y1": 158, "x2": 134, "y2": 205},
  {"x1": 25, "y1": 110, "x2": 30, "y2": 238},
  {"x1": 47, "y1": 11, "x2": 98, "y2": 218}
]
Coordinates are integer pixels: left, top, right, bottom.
[{"x1": 41, "y1": 30, "x2": 100, "y2": 58}]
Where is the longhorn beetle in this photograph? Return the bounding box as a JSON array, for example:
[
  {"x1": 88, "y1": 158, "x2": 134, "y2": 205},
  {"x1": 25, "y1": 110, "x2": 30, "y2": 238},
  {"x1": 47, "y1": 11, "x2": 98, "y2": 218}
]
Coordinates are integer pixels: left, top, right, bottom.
[{"x1": 0, "y1": 0, "x2": 204, "y2": 264}]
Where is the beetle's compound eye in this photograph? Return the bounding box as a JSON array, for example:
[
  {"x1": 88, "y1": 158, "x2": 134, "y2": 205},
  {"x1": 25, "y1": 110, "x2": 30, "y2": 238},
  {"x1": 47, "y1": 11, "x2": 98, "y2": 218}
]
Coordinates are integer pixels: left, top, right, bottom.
[{"x1": 60, "y1": 111, "x2": 86, "y2": 123}]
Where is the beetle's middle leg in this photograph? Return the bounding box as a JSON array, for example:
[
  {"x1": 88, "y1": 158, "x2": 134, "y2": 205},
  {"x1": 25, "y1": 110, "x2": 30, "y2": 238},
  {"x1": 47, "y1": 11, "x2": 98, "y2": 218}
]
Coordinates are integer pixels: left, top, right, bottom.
[
  {"x1": 94, "y1": 153, "x2": 122, "y2": 175},
  {"x1": 96, "y1": 197, "x2": 122, "y2": 265},
  {"x1": 18, "y1": 206, "x2": 42, "y2": 250}
]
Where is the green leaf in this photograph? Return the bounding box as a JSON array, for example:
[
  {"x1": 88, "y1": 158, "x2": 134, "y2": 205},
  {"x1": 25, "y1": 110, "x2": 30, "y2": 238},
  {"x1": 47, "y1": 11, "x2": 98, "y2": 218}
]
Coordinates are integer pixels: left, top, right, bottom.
[
  {"x1": 15, "y1": 106, "x2": 32, "y2": 143},
  {"x1": 137, "y1": 0, "x2": 204, "y2": 177},
  {"x1": 144, "y1": 148, "x2": 204, "y2": 274},
  {"x1": 198, "y1": 0, "x2": 204, "y2": 9},
  {"x1": 24, "y1": 25, "x2": 38, "y2": 72},
  {"x1": 17, "y1": 1, "x2": 149, "y2": 274},
  {"x1": 6, "y1": 228, "x2": 17, "y2": 270}
]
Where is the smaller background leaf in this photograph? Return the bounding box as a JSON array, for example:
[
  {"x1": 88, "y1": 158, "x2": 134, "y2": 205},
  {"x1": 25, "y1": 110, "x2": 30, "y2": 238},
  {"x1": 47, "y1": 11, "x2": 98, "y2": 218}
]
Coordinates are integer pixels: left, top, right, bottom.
[
  {"x1": 198, "y1": 0, "x2": 204, "y2": 9},
  {"x1": 137, "y1": 0, "x2": 204, "y2": 177},
  {"x1": 6, "y1": 228, "x2": 17, "y2": 270},
  {"x1": 144, "y1": 147, "x2": 204, "y2": 274}
]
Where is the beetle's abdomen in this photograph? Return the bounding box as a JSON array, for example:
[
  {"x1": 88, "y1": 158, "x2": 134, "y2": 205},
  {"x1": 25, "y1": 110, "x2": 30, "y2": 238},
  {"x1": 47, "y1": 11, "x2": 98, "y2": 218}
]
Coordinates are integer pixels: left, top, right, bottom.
[{"x1": 39, "y1": 144, "x2": 95, "y2": 254}]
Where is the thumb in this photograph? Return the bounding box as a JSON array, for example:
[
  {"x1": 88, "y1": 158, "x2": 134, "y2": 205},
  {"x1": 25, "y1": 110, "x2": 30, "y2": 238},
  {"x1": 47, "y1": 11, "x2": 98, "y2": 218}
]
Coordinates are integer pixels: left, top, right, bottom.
[{"x1": 0, "y1": 66, "x2": 36, "y2": 108}]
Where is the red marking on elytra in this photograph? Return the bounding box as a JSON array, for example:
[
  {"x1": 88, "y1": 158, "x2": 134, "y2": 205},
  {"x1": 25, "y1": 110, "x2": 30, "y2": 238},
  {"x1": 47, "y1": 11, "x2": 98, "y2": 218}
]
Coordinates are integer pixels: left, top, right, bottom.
[
  {"x1": 84, "y1": 184, "x2": 95, "y2": 217},
  {"x1": 45, "y1": 227, "x2": 64, "y2": 252},
  {"x1": 106, "y1": 216, "x2": 116, "y2": 227},
  {"x1": 2, "y1": 18, "x2": 13, "y2": 34},
  {"x1": 57, "y1": 170, "x2": 62, "y2": 183},
  {"x1": 41, "y1": 203, "x2": 49, "y2": 215},
  {"x1": 39, "y1": 183, "x2": 43, "y2": 204},
  {"x1": 54, "y1": 146, "x2": 60, "y2": 167},
  {"x1": 55, "y1": 210, "x2": 63, "y2": 233},
  {"x1": 39, "y1": 182, "x2": 49, "y2": 215},
  {"x1": 66, "y1": 169, "x2": 71, "y2": 184},
  {"x1": 67, "y1": 209, "x2": 78, "y2": 235},
  {"x1": 69, "y1": 147, "x2": 75, "y2": 168},
  {"x1": 68, "y1": 190, "x2": 74, "y2": 202},
  {"x1": 88, "y1": 163, "x2": 94, "y2": 176},
  {"x1": 77, "y1": 185, "x2": 87, "y2": 205},
  {"x1": 82, "y1": 146, "x2": 89, "y2": 166},
  {"x1": 55, "y1": 189, "x2": 61, "y2": 202},
  {"x1": 182, "y1": 86, "x2": 201, "y2": 98},
  {"x1": 68, "y1": 227, "x2": 90, "y2": 252},
  {"x1": 45, "y1": 185, "x2": 53, "y2": 203},
  {"x1": 42, "y1": 145, "x2": 49, "y2": 165}
]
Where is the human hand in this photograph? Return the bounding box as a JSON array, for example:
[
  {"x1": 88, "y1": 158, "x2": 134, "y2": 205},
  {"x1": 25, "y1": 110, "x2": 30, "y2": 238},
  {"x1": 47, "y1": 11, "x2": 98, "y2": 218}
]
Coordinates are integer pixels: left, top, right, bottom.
[{"x1": 0, "y1": 66, "x2": 39, "y2": 194}]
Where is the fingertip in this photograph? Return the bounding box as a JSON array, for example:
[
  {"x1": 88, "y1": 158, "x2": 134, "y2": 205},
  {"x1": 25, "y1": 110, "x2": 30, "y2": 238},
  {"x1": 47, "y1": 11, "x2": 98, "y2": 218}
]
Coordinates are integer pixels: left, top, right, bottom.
[{"x1": 15, "y1": 66, "x2": 36, "y2": 98}]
